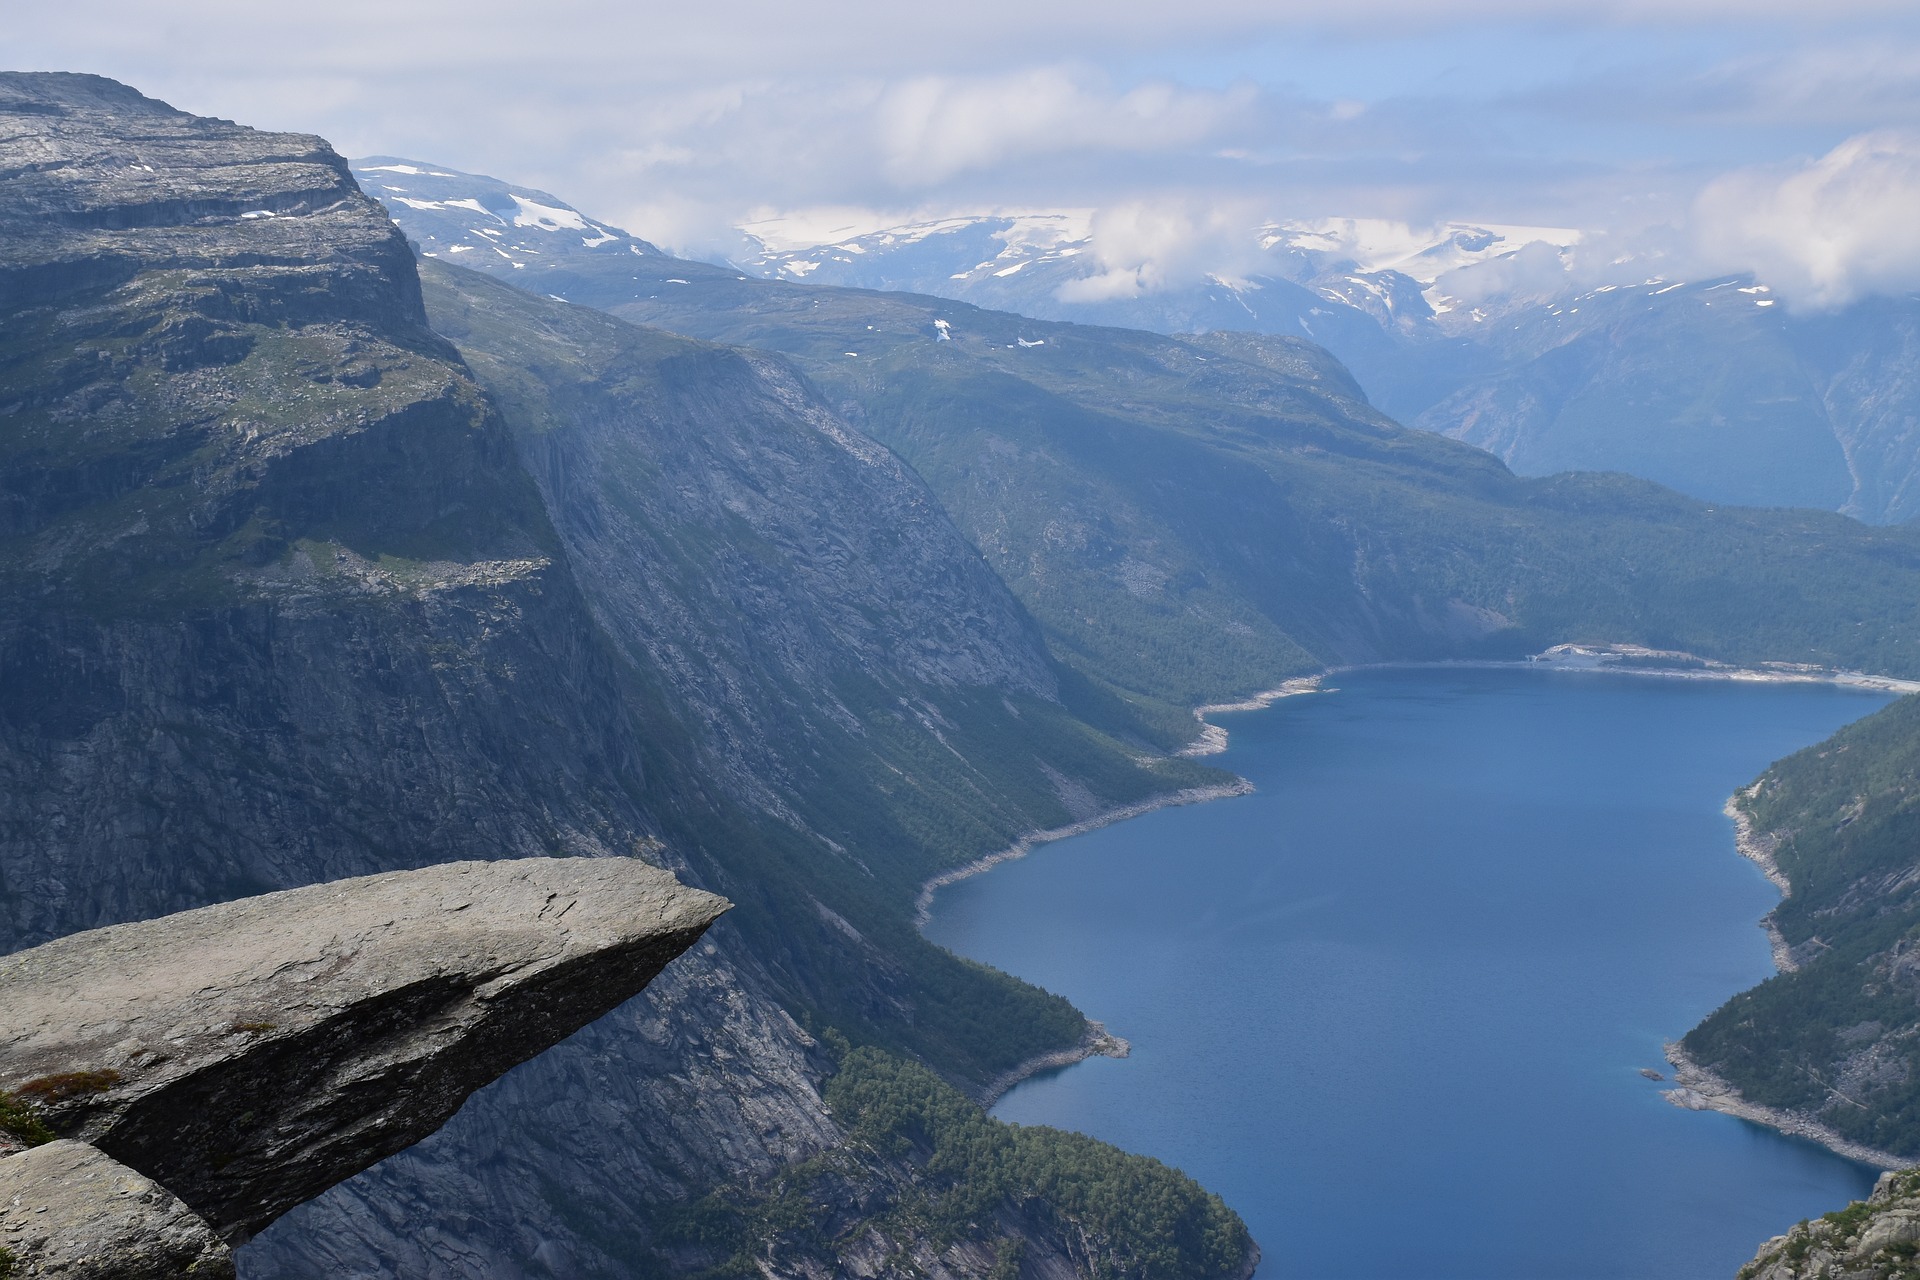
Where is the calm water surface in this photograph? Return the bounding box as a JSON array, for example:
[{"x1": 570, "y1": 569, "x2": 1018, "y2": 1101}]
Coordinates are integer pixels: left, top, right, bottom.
[{"x1": 923, "y1": 669, "x2": 1892, "y2": 1280}]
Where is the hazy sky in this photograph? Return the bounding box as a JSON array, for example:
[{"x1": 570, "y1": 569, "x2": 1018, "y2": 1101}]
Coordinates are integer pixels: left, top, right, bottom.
[{"x1": 15, "y1": 1, "x2": 1920, "y2": 301}]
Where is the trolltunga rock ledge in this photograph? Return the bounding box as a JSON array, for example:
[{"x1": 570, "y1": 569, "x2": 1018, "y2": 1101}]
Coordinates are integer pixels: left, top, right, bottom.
[{"x1": 0, "y1": 856, "x2": 728, "y2": 1264}]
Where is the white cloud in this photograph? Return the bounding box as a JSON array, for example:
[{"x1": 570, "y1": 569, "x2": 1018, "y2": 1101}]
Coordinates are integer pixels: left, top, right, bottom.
[
  {"x1": 1693, "y1": 131, "x2": 1920, "y2": 307},
  {"x1": 874, "y1": 68, "x2": 1255, "y2": 186},
  {"x1": 15, "y1": 0, "x2": 1920, "y2": 272},
  {"x1": 1056, "y1": 198, "x2": 1269, "y2": 301}
]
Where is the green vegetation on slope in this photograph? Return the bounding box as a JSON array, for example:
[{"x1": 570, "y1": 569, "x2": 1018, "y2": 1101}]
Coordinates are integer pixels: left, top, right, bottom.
[
  {"x1": 0, "y1": 1090, "x2": 54, "y2": 1148},
  {"x1": 1736, "y1": 1168, "x2": 1920, "y2": 1280},
  {"x1": 406, "y1": 243, "x2": 1920, "y2": 742},
  {"x1": 1684, "y1": 695, "x2": 1920, "y2": 1157},
  {"x1": 657, "y1": 1041, "x2": 1252, "y2": 1280}
]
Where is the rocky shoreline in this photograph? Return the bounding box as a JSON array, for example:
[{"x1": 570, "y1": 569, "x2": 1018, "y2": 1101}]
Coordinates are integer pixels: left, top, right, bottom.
[
  {"x1": 978, "y1": 1021, "x2": 1132, "y2": 1107},
  {"x1": 1662, "y1": 1043, "x2": 1906, "y2": 1170},
  {"x1": 1325, "y1": 645, "x2": 1920, "y2": 695},
  {"x1": 1177, "y1": 678, "x2": 1327, "y2": 757},
  {"x1": 1724, "y1": 788, "x2": 1801, "y2": 973},
  {"x1": 913, "y1": 780, "x2": 1254, "y2": 928}
]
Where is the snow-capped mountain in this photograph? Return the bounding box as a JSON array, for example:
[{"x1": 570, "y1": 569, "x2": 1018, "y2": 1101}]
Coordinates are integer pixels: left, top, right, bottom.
[
  {"x1": 729, "y1": 211, "x2": 1600, "y2": 422},
  {"x1": 727, "y1": 208, "x2": 1920, "y2": 522},
  {"x1": 736, "y1": 211, "x2": 1582, "y2": 337},
  {"x1": 352, "y1": 157, "x2": 661, "y2": 268},
  {"x1": 350, "y1": 159, "x2": 1920, "y2": 525}
]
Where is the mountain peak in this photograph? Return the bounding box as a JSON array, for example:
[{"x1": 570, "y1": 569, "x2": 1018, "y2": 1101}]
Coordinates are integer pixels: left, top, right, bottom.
[{"x1": 350, "y1": 155, "x2": 661, "y2": 267}]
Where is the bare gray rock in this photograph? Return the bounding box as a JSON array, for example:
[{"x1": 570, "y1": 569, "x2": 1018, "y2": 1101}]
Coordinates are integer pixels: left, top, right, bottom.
[
  {"x1": 1741, "y1": 1169, "x2": 1920, "y2": 1280},
  {"x1": 0, "y1": 857, "x2": 726, "y2": 1244},
  {"x1": 0, "y1": 1141, "x2": 233, "y2": 1279}
]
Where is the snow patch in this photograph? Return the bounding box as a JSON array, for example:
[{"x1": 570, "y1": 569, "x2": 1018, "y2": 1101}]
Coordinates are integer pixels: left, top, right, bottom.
[{"x1": 509, "y1": 195, "x2": 591, "y2": 231}]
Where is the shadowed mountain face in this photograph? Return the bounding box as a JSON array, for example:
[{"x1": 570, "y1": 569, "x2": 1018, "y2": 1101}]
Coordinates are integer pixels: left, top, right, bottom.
[
  {"x1": 1407, "y1": 281, "x2": 1920, "y2": 523},
  {"x1": 0, "y1": 73, "x2": 1249, "y2": 1279}
]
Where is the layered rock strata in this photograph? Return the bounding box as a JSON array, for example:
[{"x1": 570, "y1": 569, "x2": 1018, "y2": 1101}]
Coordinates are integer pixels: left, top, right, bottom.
[{"x1": 0, "y1": 857, "x2": 726, "y2": 1273}]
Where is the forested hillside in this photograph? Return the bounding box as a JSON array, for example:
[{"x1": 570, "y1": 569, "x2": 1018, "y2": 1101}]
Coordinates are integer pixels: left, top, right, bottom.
[{"x1": 1685, "y1": 694, "x2": 1920, "y2": 1159}]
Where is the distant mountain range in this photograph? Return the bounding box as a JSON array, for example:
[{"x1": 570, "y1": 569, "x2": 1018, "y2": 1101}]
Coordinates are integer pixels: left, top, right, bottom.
[
  {"x1": 353, "y1": 157, "x2": 1920, "y2": 522},
  {"x1": 721, "y1": 207, "x2": 1920, "y2": 523}
]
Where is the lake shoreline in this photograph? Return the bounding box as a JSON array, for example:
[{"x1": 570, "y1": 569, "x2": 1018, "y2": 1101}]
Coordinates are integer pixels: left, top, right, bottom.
[
  {"x1": 925, "y1": 660, "x2": 1889, "y2": 1274},
  {"x1": 978, "y1": 1020, "x2": 1131, "y2": 1107},
  {"x1": 1181, "y1": 646, "x2": 1919, "y2": 762},
  {"x1": 1663, "y1": 1043, "x2": 1905, "y2": 1171},
  {"x1": 1725, "y1": 789, "x2": 1800, "y2": 973},
  {"x1": 916, "y1": 779, "x2": 1248, "y2": 1110},
  {"x1": 913, "y1": 780, "x2": 1254, "y2": 930},
  {"x1": 1327, "y1": 649, "x2": 1920, "y2": 697},
  {"x1": 1177, "y1": 677, "x2": 1327, "y2": 757},
  {"x1": 921, "y1": 645, "x2": 1917, "y2": 1165}
]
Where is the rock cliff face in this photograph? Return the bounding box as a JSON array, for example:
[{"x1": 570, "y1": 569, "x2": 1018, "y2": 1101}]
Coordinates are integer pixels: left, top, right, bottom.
[{"x1": 0, "y1": 73, "x2": 1250, "y2": 1278}]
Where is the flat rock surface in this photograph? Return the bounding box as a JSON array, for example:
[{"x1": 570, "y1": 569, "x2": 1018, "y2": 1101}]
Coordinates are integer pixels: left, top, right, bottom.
[
  {"x1": 0, "y1": 1140, "x2": 232, "y2": 1279},
  {"x1": 0, "y1": 71, "x2": 409, "y2": 284},
  {"x1": 0, "y1": 857, "x2": 726, "y2": 1241}
]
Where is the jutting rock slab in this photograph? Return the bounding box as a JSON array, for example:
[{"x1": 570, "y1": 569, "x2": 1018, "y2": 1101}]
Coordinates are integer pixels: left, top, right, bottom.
[
  {"x1": 0, "y1": 1141, "x2": 233, "y2": 1279},
  {"x1": 0, "y1": 856, "x2": 727, "y2": 1272}
]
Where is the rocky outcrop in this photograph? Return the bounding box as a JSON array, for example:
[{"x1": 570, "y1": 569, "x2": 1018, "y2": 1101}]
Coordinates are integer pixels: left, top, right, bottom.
[
  {"x1": 0, "y1": 857, "x2": 725, "y2": 1272},
  {"x1": 1740, "y1": 1169, "x2": 1920, "y2": 1280},
  {"x1": 0, "y1": 1141, "x2": 233, "y2": 1279}
]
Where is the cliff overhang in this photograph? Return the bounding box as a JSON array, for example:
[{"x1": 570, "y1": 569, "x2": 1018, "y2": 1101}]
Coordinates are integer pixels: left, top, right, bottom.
[{"x1": 0, "y1": 856, "x2": 728, "y2": 1276}]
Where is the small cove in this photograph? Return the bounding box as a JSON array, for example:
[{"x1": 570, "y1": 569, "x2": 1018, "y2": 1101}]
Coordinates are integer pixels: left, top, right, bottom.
[{"x1": 923, "y1": 668, "x2": 1893, "y2": 1279}]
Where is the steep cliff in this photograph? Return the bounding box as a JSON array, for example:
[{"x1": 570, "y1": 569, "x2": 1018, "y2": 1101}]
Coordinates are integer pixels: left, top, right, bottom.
[
  {"x1": 0, "y1": 73, "x2": 1252, "y2": 1279},
  {"x1": 1739, "y1": 1169, "x2": 1920, "y2": 1280}
]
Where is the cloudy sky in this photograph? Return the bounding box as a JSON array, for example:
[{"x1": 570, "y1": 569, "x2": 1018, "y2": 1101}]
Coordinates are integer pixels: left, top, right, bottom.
[{"x1": 15, "y1": 1, "x2": 1920, "y2": 302}]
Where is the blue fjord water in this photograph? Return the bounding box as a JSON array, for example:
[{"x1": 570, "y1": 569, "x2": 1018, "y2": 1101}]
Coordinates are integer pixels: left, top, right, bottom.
[{"x1": 923, "y1": 668, "x2": 1893, "y2": 1279}]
